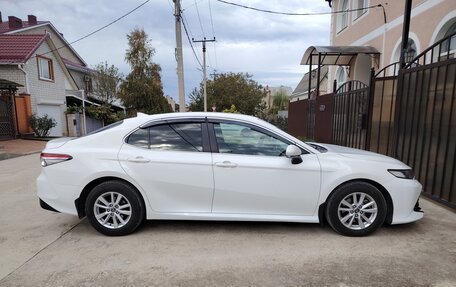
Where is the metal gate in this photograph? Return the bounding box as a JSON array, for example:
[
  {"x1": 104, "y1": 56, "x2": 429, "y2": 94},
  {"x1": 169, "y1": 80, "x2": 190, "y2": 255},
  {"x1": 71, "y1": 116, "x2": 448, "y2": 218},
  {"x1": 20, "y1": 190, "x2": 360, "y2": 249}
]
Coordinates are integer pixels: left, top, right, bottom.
[
  {"x1": 368, "y1": 62, "x2": 400, "y2": 155},
  {"x1": 0, "y1": 95, "x2": 15, "y2": 140},
  {"x1": 332, "y1": 80, "x2": 369, "y2": 149},
  {"x1": 394, "y1": 35, "x2": 456, "y2": 208}
]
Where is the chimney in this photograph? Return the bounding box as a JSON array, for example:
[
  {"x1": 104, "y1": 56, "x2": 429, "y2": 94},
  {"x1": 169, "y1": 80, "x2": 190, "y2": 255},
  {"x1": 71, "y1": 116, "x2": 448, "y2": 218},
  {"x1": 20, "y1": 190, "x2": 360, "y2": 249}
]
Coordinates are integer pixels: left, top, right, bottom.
[
  {"x1": 27, "y1": 15, "x2": 37, "y2": 25},
  {"x1": 8, "y1": 16, "x2": 23, "y2": 29},
  {"x1": 0, "y1": 12, "x2": 3, "y2": 23}
]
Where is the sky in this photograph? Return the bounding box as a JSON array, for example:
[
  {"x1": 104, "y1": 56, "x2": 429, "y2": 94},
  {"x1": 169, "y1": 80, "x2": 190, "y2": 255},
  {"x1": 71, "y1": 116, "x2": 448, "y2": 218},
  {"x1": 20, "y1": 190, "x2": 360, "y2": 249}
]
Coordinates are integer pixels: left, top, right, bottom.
[{"x1": 1, "y1": 0, "x2": 331, "y2": 104}]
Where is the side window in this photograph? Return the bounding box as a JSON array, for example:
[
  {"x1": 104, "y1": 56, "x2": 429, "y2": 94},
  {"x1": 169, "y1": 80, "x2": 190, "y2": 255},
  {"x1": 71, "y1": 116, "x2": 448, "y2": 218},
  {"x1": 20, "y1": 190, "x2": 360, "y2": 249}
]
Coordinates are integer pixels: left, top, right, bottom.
[
  {"x1": 214, "y1": 122, "x2": 289, "y2": 156},
  {"x1": 127, "y1": 128, "x2": 149, "y2": 149},
  {"x1": 127, "y1": 122, "x2": 203, "y2": 152}
]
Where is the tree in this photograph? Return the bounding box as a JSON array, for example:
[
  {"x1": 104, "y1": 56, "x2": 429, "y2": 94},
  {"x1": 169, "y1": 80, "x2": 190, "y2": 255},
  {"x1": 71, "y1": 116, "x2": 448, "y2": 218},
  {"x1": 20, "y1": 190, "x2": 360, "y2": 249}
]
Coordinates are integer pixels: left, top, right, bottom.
[
  {"x1": 119, "y1": 28, "x2": 170, "y2": 114},
  {"x1": 270, "y1": 90, "x2": 290, "y2": 114},
  {"x1": 188, "y1": 72, "x2": 264, "y2": 115},
  {"x1": 93, "y1": 61, "x2": 122, "y2": 105}
]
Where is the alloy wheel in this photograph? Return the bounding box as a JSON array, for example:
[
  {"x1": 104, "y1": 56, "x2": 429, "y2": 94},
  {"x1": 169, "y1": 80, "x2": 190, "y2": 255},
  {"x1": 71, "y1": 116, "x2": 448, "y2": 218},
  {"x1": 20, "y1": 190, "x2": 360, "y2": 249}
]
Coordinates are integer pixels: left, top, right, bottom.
[
  {"x1": 93, "y1": 191, "x2": 132, "y2": 229},
  {"x1": 337, "y1": 192, "x2": 378, "y2": 230}
]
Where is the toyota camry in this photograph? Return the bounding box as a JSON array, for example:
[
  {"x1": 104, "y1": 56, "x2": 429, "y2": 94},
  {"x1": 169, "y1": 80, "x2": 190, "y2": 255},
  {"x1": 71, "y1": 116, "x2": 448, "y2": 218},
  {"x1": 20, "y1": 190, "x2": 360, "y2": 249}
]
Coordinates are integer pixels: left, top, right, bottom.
[{"x1": 37, "y1": 112, "x2": 423, "y2": 236}]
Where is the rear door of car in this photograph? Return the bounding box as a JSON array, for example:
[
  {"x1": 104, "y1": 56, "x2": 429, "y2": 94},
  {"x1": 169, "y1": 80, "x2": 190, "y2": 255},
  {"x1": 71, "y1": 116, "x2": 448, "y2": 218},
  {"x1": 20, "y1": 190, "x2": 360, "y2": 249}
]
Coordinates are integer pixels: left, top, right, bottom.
[
  {"x1": 118, "y1": 118, "x2": 214, "y2": 213},
  {"x1": 208, "y1": 119, "x2": 321, "y2": 216}
]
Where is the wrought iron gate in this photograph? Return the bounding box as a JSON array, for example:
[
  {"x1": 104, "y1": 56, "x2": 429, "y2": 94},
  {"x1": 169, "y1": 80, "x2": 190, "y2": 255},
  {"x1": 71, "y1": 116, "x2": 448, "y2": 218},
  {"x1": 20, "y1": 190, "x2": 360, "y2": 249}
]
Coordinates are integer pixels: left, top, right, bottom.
[
  {"x1": 0, "y1": 95, "x2": 15, "y2": 140},
  {"x1": 332, "y1": 80, "x2": 369, "y2": 149}
]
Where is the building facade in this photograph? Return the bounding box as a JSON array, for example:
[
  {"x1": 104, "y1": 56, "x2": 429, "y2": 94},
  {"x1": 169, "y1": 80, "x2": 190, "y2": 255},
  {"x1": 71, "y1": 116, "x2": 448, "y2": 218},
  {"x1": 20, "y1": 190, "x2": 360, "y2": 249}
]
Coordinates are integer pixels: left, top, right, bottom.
[{"x1": 327, "y1": 0, "x2": 456, "y2": 90}]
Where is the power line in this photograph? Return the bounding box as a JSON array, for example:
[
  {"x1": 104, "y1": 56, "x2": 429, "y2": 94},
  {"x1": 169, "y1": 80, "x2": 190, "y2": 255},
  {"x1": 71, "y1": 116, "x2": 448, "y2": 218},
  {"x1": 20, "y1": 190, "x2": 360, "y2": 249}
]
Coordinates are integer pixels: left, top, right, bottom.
[
  {"x1": 194, "y1": 0, "x2": 206, "y2": 37},
  {"x1": 32, "y1": 0, "x2": 151, "y2": 60},
  {"x1": 215, "y1": 0, "x2": 383, "y2": 16},
  {"x1": 181, "y1": 11, "x2": 203, "y2": 69},
  {"x1": 208, "y1": 0, "x2": 218, "y2": 69}
]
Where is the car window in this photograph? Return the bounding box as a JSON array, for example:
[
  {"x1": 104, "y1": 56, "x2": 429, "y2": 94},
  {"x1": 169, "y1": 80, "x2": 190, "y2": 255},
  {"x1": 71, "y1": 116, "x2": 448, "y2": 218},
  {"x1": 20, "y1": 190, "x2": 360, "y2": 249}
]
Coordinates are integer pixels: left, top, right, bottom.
[
  {"x1": 127, "y1": 128, "x2": 149, "y2": 149},
  {"x1": 128, "y1": 122, "x2": 203, "y2": 152},
  {"x1": 213, "y1": 122, "x2": 289, "y2": 156}
]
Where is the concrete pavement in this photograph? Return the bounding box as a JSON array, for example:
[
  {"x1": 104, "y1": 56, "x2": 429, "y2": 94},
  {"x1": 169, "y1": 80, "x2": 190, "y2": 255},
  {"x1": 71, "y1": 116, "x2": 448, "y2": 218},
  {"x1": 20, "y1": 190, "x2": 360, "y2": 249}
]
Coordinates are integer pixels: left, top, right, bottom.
[
  {"x1": 0, "y1": 139, "x2": 46, "y2": 160},
  {"x1": 0, "y1": 154, "x2": 455, "y2": 286}
]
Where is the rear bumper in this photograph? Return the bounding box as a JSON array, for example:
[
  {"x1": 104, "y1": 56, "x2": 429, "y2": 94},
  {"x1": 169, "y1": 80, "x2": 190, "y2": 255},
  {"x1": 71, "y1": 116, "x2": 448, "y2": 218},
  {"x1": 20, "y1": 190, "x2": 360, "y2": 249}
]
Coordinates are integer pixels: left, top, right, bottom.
[
  {"x1": 37, "y1": 171, "x2": 80, "y2": 216},
  {"x1": 39, "y1": 198, "x2": 60, "y2": 213}
]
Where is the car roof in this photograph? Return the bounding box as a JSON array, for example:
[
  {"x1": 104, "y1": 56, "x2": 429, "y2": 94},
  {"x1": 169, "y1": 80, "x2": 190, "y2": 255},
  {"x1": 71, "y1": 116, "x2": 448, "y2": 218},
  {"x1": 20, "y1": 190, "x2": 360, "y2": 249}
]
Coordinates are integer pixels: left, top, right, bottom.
[{"x1": 121, "y1": 112, "x2": 264, "y2": 128}]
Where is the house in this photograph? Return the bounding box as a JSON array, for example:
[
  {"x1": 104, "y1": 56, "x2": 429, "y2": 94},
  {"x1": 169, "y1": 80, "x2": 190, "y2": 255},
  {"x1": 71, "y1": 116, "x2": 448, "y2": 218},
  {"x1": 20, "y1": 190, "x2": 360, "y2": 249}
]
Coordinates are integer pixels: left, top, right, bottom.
[
  {"x1": 323, "y1": 0, "x2": 455, "y2": 90},
  {"x1": 290, "y1": 66, "x2": 328, "y2": 102},
  {"x1": 0, "y1": 12, "x2": 120, "y2": 138},
  {"x1": 0, "y1": 31, "x2": 79, "y2": 137}
]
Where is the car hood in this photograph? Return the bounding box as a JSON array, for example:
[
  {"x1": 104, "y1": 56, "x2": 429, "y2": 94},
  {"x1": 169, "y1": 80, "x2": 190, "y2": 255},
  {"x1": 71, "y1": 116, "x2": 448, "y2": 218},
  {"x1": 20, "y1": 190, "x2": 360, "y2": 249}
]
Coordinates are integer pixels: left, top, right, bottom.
[{"x1": 310, "y1": 143, "x2": 407, "y2": 166}]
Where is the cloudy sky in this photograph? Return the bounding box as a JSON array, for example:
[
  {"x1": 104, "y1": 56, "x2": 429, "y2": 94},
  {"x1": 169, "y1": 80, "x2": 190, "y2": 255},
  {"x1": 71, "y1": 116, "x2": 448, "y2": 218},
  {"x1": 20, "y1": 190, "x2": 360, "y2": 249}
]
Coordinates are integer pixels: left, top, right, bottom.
[{"x1": 2, "y1": 0, "x2": 331, "y2": 103}]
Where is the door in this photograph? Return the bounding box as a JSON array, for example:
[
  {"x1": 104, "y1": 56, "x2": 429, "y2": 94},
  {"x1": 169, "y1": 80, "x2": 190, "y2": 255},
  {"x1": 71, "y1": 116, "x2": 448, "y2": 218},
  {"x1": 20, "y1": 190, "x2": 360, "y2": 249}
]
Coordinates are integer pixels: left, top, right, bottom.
[
  {"x1": 118, "y1": 121, "x2": 214, "y2": 213},
  {"x1": 37, "y1": 104, "x2": 62, "y2": 136},
  {"x1": 210, "y1": 121, "x2": 321, "y2": 216}
]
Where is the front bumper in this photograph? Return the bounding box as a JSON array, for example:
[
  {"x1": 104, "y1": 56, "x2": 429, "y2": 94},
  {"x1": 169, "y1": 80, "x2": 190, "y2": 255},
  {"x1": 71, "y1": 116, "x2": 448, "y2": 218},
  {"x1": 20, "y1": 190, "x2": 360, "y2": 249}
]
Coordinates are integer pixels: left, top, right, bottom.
[{"x1": 387, "y1": 178, "x2": 424, "y2": 224}]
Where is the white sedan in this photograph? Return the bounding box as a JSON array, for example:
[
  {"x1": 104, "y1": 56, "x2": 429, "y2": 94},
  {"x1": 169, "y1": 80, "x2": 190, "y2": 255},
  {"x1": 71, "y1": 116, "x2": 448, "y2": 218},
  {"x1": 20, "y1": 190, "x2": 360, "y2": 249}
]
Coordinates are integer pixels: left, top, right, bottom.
[{"x1": 37, "y1": 112, "x2": 423, "y2": 236}]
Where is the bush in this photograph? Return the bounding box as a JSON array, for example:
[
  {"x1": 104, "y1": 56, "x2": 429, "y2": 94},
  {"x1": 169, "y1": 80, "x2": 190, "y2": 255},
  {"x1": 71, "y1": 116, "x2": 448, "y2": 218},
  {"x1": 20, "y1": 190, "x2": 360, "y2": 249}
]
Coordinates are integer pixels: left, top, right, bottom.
[{"x1": 29, "y1": 114, "x2": 57, "y2": 137}]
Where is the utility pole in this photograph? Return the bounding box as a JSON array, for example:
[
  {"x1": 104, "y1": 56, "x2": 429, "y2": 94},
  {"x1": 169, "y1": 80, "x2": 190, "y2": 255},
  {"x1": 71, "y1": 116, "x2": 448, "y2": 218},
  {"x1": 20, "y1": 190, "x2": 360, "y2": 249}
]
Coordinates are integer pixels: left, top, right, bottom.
[
  {"x1": 173, "y1": 0, "x2": 186, "y2": 112},
  {"x1": 192, "y1": 37, "x2": 216, "y2": 112}
]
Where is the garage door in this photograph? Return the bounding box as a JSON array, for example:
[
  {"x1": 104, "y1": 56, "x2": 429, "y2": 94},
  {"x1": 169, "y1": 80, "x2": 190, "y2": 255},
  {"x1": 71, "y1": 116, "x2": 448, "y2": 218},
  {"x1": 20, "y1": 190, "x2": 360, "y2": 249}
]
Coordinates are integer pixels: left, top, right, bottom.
[{"x1": 37, "y1": 104, "x2": 62, "y2": 137}]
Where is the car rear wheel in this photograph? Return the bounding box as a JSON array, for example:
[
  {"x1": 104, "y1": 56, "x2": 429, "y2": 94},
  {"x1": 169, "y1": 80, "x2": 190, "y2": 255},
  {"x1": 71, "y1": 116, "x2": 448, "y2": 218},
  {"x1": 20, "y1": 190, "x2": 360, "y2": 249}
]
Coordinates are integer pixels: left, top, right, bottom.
[
  {"x1": 85, "y1": 180, "x2": 145, "y2": 236},
  {"x1": 326, "y1": 181, "x2": 387, "y2": 236}
]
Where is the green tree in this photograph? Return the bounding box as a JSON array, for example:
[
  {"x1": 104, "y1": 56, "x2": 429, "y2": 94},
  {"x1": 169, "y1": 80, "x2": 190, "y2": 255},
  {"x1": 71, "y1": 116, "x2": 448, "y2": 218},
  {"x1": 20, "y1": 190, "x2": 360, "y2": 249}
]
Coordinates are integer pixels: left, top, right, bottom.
[
  {"x1": 93, "y1": 61, "x2": 122, "y2": 105},
  {"x1": 188, "y1": 72, "x2": 265, "y2": 115},
  {"x1": 119, "y1": 28, "x2": 170, "y2": 114},
  {"x1": 268, "y1": 90, "x2": 290, "y2": 115}
]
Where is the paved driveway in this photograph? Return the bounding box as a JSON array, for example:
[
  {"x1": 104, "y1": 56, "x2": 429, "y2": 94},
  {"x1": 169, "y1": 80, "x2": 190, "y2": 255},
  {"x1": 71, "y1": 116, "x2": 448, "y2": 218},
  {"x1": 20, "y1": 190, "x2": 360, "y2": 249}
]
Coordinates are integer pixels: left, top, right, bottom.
[{"x1": 0, "y1": 154, "x2": 455, "y2": 287}]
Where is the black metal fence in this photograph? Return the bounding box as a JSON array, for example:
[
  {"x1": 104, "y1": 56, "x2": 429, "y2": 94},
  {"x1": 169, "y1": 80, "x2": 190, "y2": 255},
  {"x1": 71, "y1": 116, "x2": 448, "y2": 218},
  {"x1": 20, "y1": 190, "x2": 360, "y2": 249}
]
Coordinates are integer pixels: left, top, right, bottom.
[{"x1": 394, "y1": 35, "x2": 456, "y2": 208}]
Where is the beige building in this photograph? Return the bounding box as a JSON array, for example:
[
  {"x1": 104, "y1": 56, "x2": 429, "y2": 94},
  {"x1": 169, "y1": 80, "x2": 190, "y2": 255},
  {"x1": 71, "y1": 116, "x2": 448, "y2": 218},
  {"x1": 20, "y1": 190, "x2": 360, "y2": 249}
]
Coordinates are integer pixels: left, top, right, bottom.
[{"x1": 324, "y1": 0, "x2": 456, "y2": 90}]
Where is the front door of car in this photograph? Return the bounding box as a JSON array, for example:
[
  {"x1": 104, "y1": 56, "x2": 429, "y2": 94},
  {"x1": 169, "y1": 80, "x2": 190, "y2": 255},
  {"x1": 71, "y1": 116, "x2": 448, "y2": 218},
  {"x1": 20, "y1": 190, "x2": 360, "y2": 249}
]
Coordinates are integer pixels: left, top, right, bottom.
[
  {"x1": 118, "y1": 121, "x2": 214, "y2": 213},
  {"x1": 209, "y1": 121, "x2": 321, "y2": 216}
]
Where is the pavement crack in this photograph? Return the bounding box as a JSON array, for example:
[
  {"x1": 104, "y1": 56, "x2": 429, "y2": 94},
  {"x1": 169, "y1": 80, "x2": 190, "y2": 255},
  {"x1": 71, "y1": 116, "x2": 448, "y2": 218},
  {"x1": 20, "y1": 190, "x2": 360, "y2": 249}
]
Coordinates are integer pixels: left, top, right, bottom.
[{"x1": 0, "y1": 219, "x2": 83, "y2": 284}]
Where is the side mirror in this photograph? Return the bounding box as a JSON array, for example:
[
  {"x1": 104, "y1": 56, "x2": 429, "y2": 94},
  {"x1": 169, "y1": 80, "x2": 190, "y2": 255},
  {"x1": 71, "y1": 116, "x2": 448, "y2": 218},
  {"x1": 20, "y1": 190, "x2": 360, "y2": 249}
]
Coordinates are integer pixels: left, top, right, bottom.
[{"x1": 285, "y1": 145, "x2": 303, "y2": 164}]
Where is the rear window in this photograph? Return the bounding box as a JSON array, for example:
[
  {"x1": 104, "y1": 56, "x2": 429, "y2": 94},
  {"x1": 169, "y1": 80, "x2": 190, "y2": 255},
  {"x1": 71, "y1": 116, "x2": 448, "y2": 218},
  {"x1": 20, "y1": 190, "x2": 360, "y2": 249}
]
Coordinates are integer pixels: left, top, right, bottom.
[{"x1": 87, "y1": 120, "x2": 124, "y2": 136}]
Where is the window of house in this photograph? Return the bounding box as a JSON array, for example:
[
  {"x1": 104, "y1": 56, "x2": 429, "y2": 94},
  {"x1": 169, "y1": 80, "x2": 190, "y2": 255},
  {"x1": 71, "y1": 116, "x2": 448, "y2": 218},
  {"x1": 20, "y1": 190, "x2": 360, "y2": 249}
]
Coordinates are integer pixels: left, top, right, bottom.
[
  {"x1": 440, "y1": 22, "x2": 456, "y2": 59},
  {"x1": 37, "y1": 56, "x2": 54, "y2": 81},
  {"x1": 404, "y1": 41, "x2": 418, "y2": 63},
  {"x1": 354, "y1": 0, "x2": 368, "y2": 20},
  {"x1": 393, "y1": 39, "x2": 418, "y2": 64},
  {"x1": 337, "y1": 0, "x2": 349, "y2": 33},
  {"x1": 213, "y1": 122, "x2": 290, "y2": 157},
  {"x1": 336, "y1": 66, "x2": 347, "y2": 88},
  {"x1": 127, "y1": 123, "x2": 203, "y2": 152}
]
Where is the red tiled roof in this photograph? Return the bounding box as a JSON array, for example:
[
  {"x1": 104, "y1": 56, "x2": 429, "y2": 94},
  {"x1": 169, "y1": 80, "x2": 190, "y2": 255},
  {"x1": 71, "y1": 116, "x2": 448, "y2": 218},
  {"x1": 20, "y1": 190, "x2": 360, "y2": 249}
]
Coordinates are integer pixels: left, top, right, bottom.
[
  {"x1": 0, "y1": 21, "x2": 49, "y2": 34},
  {"x1": 0, "y1": 34, "x2": 49, "y2": 64},
  {"x1": 62, "y1": 57, "x2": 94, "y2": 73}
]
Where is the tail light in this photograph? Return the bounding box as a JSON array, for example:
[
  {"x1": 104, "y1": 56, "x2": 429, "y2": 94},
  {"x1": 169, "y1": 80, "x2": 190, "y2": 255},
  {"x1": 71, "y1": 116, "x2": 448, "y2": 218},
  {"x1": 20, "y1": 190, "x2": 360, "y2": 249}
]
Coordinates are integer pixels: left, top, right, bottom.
[{"x1": 40, "y1": 153, "x2": 73, "y2": 167}]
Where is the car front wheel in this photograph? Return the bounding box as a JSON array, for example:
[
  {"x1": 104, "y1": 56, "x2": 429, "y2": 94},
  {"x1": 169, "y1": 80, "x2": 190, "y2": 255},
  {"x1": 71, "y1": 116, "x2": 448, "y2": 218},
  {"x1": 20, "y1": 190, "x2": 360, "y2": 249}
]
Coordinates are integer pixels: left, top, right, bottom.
[
  {"x1": 85, "y1": 180, "x2": 145, "y2": 236},
  {"x1": 326, "y1": 181, "x2": 387, "y2": 236}
]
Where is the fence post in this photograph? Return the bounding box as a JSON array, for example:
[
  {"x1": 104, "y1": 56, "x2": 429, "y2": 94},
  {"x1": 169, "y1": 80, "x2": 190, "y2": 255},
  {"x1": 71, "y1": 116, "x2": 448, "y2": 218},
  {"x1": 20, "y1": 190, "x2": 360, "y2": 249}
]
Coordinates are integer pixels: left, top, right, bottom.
[{"x1": 365, "y1": 68, "x2": 376, "y2": 150}]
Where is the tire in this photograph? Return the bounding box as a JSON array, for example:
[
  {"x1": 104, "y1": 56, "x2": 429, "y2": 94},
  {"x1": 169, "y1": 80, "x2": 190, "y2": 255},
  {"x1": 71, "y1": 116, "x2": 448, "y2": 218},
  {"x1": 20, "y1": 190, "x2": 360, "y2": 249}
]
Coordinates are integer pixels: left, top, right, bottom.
[
  {"x1": 85, "y1": 180, "x2": 145, "y2": 236},
  {"x1": 325, "y1": 181, "x2": 387, "y2": 237}
]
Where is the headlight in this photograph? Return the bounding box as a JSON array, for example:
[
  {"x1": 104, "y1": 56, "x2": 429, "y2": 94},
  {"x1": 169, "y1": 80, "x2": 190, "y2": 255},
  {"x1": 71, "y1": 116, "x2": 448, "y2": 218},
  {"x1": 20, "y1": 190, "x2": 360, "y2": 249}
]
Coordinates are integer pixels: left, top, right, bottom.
[{"x1": 388, "y1": 169, "x2": 415, "y2": 179}]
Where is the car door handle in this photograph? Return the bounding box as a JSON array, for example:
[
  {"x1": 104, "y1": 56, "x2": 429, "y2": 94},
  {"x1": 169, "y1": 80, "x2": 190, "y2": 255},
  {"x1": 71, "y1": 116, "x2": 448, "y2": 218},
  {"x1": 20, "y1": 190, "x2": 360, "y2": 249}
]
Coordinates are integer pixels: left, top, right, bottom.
[
  {"x1": 215, "y1": 161, "x2": 238, "y2": 168},
  {"x1": 127, "y1": 156, "x2": 150, "y2": 163}
]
